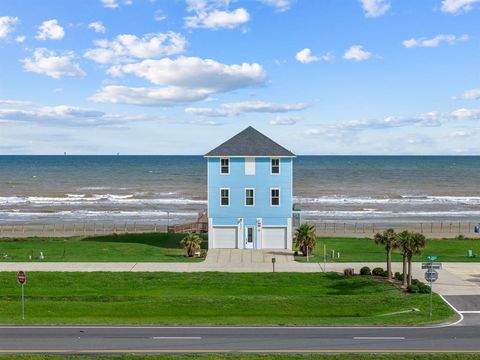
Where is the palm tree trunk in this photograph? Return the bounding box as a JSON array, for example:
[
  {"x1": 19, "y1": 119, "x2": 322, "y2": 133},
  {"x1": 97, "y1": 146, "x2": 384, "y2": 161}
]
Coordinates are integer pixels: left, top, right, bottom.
[
  {"x1": 386, "y1": 247, "x2": 392, "y2": 280},
  {"x1": 407, "y1": 255, "x2": 413, "y2": 286},
  {"x1": 402, "y1": 253, "x2": 408, "y2": 287}
]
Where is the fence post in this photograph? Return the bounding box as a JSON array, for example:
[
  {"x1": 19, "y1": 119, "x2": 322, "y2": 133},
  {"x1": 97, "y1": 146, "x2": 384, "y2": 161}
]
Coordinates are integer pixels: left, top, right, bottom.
[
  {"x1": 431, "y1": 223, "x2": 433, "y2": 233},
  {"x1": 372, "y1": 223, "x2": 375, "y2": 233},
  {"x1": 449, "y1": 223, "x2": 452, "y2": 233},
  {"x1": 421, "y1": 223, "x2": 423, "y2": 233}
]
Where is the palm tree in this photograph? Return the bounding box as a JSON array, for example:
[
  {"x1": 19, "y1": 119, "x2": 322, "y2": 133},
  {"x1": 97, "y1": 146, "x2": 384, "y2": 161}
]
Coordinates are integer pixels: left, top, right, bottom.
[
  {"x1": 180, "y1": 233, "x2": 203, "y2": 257},
  {"x1": 294, "y1": 224, "x2": 317, "y2": 259},
  {"x1": 396, "y1": 230, "x2": 412, "y2": 287},
  {"x1": 373, "y1": 229, "x2": 398, "y2": 280},
  {"x1": 407, "y1": 232, "x2": 427, "y2": 286}
]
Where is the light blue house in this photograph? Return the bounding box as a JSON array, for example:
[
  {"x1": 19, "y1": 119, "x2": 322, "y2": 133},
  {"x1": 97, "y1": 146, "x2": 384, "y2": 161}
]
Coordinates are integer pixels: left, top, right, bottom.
[{"x1": 205, "y1": 127, "x2": 296, "y2": 249}]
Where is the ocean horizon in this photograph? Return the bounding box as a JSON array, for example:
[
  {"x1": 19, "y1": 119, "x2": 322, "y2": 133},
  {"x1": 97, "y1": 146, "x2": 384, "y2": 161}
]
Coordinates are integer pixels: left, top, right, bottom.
[{"x1": 1, "y1": 155, "x2": 480, "y2": 225}]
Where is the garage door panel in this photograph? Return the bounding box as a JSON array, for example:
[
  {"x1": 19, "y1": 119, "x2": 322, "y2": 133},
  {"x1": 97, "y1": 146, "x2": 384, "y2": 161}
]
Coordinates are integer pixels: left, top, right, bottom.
[
  {"x1": 262, "y1": 227, "x2": 287, "y2": 249},
  {"x1": 213, "y1": 227, "x2": 237, "y2": 248}
]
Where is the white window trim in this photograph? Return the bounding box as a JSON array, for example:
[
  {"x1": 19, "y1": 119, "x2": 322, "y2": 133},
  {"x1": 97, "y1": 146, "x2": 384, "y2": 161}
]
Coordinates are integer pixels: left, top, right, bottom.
[
  {"x1": 220, "y1": 187, "x2": 230, "y2": 207},
  {"x1": 244, "y1": 188, "x2": 255, "y2": 207},
  {"x1": 220, "y1": 157, "x2": 230, "y2": 175},
  {"x1": 270, "y1": 187, "x2": 280, "y2": 207},
  {"x1": 270, "y1": 158, "x2": 280, "y2": 175}
]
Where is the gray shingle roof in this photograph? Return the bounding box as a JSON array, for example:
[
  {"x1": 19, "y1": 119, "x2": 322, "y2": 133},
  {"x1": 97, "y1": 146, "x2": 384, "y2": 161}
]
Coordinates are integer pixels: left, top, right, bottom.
[{"x1": 205, "y1": 126, "x2": 295, "y2": 157}]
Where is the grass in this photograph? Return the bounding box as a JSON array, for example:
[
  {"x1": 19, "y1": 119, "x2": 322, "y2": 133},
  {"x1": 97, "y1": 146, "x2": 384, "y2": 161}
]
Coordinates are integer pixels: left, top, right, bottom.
[
  {"x1": 0, "y1": 272, "x2": 454, "y2": 326},
  {"x1": 3, "y1": 356, "x2": 480, "y2": 360},
  {"x1": 0, "y1": 233, "x2": 207, "y2": 262},
  {"x1": 295, "y1": 237, "x2": 480, "y2": 263}
]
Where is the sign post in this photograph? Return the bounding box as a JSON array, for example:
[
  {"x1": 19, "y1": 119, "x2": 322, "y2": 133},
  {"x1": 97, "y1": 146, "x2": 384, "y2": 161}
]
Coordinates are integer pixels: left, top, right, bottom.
[
  {"x1": 422, "y1": 259, "x2": 441, "y2": 317},
  {"x1": 17, "y1": 271, "x2": 26, "y2": 320}
]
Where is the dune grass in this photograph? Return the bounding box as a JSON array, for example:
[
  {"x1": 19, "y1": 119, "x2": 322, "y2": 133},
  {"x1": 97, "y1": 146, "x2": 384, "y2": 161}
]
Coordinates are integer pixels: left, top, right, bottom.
[
  {"x1": 0, "y1": 233, "x2": 207, "y2": 262},
  {"x1": 0, "y1": 271, "x2": 454, "y2": 326},
  {"x1": 295, "y1": 237, "x2": 480, "y2": 263}
]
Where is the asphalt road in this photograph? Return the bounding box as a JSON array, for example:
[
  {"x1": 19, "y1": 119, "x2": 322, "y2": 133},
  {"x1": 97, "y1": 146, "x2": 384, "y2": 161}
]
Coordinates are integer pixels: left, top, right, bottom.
[{"x1": 0, "y1": 296, "x2": 479, "y2": 354}]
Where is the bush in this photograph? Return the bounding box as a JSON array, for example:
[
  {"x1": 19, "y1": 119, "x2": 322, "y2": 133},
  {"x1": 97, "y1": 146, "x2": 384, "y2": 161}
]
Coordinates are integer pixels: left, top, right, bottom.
[
  {"x1": 456, "y1": 234, "x2": 466, "y2": 240},
  {"x1": 344, "y1": 268, "x2": 355, "y2": 276},
  {"x1": 394, "y1": 272, "x2": 403, "y2": 281},
  {"x1": 412, "y1": 279, "x2": 422, "y2": 286},
  {"x1": 372, "y1": 267, "x2": 385, "y2": 276},
  {"x1": 407, "y1": 284, "x2": 420, "y2": 293},
  {"x1": 360, "y1": 266, "x2": 371, "y2": 276},
  {"x1": 419, "y1": 283, "x2": 431, "y2": 294}
]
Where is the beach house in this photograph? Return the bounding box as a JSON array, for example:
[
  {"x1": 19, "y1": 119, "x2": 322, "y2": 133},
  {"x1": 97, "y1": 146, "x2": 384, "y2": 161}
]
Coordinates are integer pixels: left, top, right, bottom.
[{"x1": 205, "y1": 126, "x2": 296, "y2": 249}]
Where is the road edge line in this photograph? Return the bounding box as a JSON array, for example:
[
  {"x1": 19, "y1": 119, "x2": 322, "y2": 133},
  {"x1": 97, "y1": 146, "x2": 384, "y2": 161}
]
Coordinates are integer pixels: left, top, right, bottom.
[{"x1": 439, "y1": 294, "x2": 464, "y2": 326}]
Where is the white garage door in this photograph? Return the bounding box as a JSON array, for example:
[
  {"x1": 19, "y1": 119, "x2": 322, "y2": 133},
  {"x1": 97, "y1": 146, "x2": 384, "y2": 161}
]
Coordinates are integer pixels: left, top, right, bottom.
[
  {"x1": 213, "y1": 226, "x2": 238, "y2": 248},
  {"x1": 262, "y1": 227, "x2": 287, "y2": 249}
]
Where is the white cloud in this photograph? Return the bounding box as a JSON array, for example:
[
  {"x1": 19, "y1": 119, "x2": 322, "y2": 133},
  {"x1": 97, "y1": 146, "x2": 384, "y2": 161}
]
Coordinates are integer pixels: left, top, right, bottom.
[
  {"x1": 22, "y1": 48, "x2": 86, "y2": 79},
  {"x1": 0, "y1": 16, "x2": 19, "y2": 39},
  {"x1": 343, "y1": 45, "x2": 372, "y2": 61},
  {"x1": 441, "y1": 0, "x2": 480, "y2": 13},
  {"x1": 270, "y1": 115, "x2": 301, "y2": 125},
  {"x1": 295, "y1": 48, "x2": 333, "y2": 63},
  {"x1": 35, "y1": 19, "x2": 65, "y2": 40},
  {"x1": 185, "y1": 101, "x2": 306, "y2": 117},
  {"x1": 259, "y1": 0, "x2": 293, "y2": 12},
  {"x1": 459, "y1": 88, "x2": 480, "y2": 100},
  {"x1": 108, "y1": 56, "x2": 266, "y2": 91},
  {"x1": 403, "y1": 34, "x2": 469, "y2": 48},
  {"x1": 359, "y1": 0, "x2": 390, "y2": 17},
  {"x1": 15, "y1": 35, "x2": 26, "y2": 43},
  {"x1": 90, "y1": 85, "x2": 210, "y2": 105},
  {"x1": 450, "y1": 108, "x2": 480, "y2": 119},
  {"x1": 185, "y1": 0, "x2": 250, "y2": 29},
  {"x1": 84, "y1": 32, "x2": 186, "y2": 64},
  {"x1": 100, "y1": 0, "x2": 133, "y2": 8},
  {"x1": 154, "y1": 10, "x2": 167, "y2": 21},
  {"x1": 451, "y1": 130, "x2": 469, "y2": 137},
  {"x1": 88, "y1": 21, "x2": 106, "y2": 33}
]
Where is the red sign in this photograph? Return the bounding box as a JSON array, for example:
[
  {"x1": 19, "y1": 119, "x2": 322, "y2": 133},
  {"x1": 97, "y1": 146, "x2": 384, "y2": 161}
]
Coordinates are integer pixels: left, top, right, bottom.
[{"x1": 17, "y1": 271, "x2": 26, "y2": 285}]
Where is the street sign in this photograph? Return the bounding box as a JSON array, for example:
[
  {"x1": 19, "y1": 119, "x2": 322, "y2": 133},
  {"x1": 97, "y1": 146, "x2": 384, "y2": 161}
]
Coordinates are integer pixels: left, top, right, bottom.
[
  {"x1": 17, "y1": 271, "x2": 26, "y2": 285},
  {"x1": 425, "y1": 269, "x2": 438, "y2": 283},
  {"x1": 422, "y1": 262, "x2": 442, "y2": 269},
  {"x1": 426, "y1": 255, "x2": 438, "y2": 261}
]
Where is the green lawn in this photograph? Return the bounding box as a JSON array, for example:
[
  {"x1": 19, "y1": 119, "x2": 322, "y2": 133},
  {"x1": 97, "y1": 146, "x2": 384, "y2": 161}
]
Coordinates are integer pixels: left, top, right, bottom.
[
  {"x1": 295, "y1": 237, "x2": 480, "y2": 263},
  {"x1": 0, "y1": 233, "x2": 207, "y2": 262},
  {"x1": 0, "y1": 272, "x2": 454, "y2": 326},
  {"x1": 3, "y1": 355, "x2": 480, "y2": 360}
]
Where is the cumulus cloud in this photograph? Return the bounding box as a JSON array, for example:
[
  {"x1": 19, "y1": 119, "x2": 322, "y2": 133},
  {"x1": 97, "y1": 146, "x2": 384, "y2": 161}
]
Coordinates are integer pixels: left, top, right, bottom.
[
  {"x1": 22, "y1": 48, "x2": 86, "y2": 79},
  {"x1": 295, "y1": 48, "x2": 334, "y2": 64},
  {"x1": 185, "y1": 101, "x2": 306, "y2": 117},
  {"x1": 359, "y1": 0, "x2": 390, "y2": 17},
  {"x1": 0, "y1": 16, "x2": 19, "y2": 39},
  {"x1": 306, "y1": 108, "x2": 480, "y2": 137},
  {"x1": 185, "y1": 0, "x2": 250, "y2": 29},
  {"x1": 90, "y1": 85, "x2": 210, "y2": 106},
  {"x1": 84, "y1": 32, "x2": 186, "y2": 64},
  {"x1": 403, "y1": 34, "x2": 469, "y2": 48},
  {"x1": 459, "y1": 88, "x2": 480, "y2": 100},
  {"x1": 88, "y1": 21, "x2": 106, "y2": 33},
  {"x1": 101, "y1": 0, "x2": 133, "y2": 8},
  {"x1": 35, "y1": 19, "x2": 64, "y2": 40},
  {"x1": 0, "y1": 104, "x2": 149, "y2": 127},
  {"x1": 270, "y1": 115, "x2": 301, "y2": 125},
  {"x1": 259, "y1": 0, "x2": 293, "y2": 12},
  {"x1": 343, "y1": 45, "x2": 372, "y2": 61},
  {"x1": 441, "y1": 0, "x2": 480, "y2": 13}
]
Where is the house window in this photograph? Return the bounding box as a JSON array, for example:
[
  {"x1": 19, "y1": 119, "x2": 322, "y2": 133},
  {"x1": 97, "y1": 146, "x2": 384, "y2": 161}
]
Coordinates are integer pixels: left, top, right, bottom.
[
  {"x1": 220, "y1": 188, "x2": 230, "y2": 206},
  {"x1": 271, "y1": 158, "x2": 280, "y2": 174},
  {"x1": 271, "y1": 188, "x2": 280, "y2": 206},
  {"x1": 220, "y1": 158, "x2": 229, "y2": 174},
  {"x1": 245, "y1": 157, "x2": 255, "y2": 175},
  {"x1": 245, "y1": 188, "x2": 255, "y2": 206}
]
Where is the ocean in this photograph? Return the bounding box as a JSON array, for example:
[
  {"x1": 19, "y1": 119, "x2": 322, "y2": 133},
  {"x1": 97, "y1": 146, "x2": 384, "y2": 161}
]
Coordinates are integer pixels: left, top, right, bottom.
[{"x1": 1, "y1": 155, "x2": 480, "y2": 225}]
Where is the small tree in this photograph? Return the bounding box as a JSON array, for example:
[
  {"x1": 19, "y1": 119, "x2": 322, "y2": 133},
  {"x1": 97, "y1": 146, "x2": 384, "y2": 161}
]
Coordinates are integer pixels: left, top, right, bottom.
[
  {"x1": 180, "y1": 233, "x2": 202, "y2": 257},
  {"x1": 407, "y1": 232, "x2": 427, "y2": 286},
  {"x1": 373, "y1": 229, "x2": 398, "y2": 281},
  {"x1": 396, "y1": 230, "x2": 411, "y2": 287},
  {"x1": 294, "y1": 223, "x2": 317, "y2": 258}
]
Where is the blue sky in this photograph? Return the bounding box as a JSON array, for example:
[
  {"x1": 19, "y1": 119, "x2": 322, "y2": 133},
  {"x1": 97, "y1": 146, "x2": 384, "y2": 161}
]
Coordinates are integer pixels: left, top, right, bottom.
[{"x1": 1, "y1": 0, "x2": 480, "y2": 155}]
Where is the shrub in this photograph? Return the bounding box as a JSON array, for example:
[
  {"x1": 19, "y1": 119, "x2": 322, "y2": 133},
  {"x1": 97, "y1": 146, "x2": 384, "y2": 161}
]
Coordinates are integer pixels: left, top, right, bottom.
[
  {"x1": 372, "y1": 267, "x2": 385, "y2": 276},
  {"x1": 456, "y1": 234, "x2": 466, "y2": 240},
  {"x1": 360, "y1": 266, "x2": 371, "y2": 276},
  {"x1": 344, "y1": 268, "x2": 355, "y2": 276},
  {"x1": 394, "y1": 272, "x2": 403, "y2": 281},
  {"x1": 294, "y1": 251, "x2": 299, "y2": 256},
  {"x1": 412, "y1": 279, "x2": 422, "y2": 286},
  {"x1": 419, "y1": 283, "x2": 431, "y2": 294},
  {"x1": 407, "y1": 284, "x2": 420, "y2": 293}
]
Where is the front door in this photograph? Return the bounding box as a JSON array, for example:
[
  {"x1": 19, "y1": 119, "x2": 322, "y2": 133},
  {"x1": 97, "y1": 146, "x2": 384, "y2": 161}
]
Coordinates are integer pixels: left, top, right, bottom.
[{"x1": 245, "y1": 226, "x2": 254, "y2": 249}]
